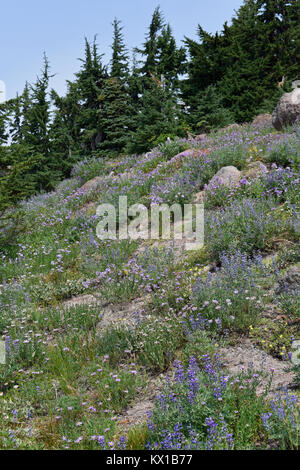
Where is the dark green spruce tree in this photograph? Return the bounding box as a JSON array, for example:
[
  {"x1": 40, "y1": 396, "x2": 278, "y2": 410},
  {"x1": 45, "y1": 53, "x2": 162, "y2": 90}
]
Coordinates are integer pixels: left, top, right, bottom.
[
  {"x1": 256, "y1": 0, "x2": 300, "y2": 80},
  {"x1": 130, "y1": 7, "x2": 186, "y2": 152},
  {"x1": 50, "y1": 81, "x2": 82, "y2": 175},
  {"x1": 75, "y1": 37, "x2": 108, "y2": 153},
  {"x1": 99, "y1": 19, "x2": 134, "y2": 155}
]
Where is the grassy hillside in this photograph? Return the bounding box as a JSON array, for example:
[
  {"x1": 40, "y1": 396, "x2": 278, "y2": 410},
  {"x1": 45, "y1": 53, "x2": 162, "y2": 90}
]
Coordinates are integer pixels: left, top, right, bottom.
[{"x1": 0, "y1": 120, "x2": 299, "y2": 450}]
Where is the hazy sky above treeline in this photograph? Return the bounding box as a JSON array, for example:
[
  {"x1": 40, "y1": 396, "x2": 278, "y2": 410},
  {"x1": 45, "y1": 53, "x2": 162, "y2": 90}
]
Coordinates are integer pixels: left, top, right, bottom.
[{"x1": 1, "y1": 0, "x2": 243, "y2": 100}]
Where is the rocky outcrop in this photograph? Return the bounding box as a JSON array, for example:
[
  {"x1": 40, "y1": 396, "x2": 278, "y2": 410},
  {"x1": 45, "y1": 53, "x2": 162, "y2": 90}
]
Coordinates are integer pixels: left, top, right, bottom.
[
  {"x1": 272, "y1": 89, "x2": 300, "y2": 130},
  {"x1": 206, "y1": 166, "x2": 241, "y2": 192},
  {"x1": 275, "y1": 265, "x2": 300, "y2": 295},
  {"x1": 78, "y1": 176, "x2": 102, "y2": 194},
  {"x1": 241, "y1": 161, "x2": 268, "y2": 180},
  {"x1": 194, "y1": 133, "x2": 207, "y2": 141},
  {"x1": 220, "y1": 339, "x2": 295, "y2": 396},
  {"x1": 252, "y1": 114, "x2": 272, "y2": 126}
]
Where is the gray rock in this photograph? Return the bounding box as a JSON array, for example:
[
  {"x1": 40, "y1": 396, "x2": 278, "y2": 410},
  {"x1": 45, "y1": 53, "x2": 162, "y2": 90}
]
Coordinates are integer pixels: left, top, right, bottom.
[
  {"x1": 272, "y1": 89, "x2": 300, "y2": 130},
  {"x1": 78, "y1": 176, "x2": 102, "y2": 193},
  {"x1": 291, "y1": 340, "x2": 300, "y2": 366},
  {"x1": 223, "y1": 123, "x2": 240, "y2": 131},
  {"x1": 194, "y1": 133, "x2": 207, "y2": 141},
  {"x1": 206, "y1": 166, "x2": 241, "y2": 192},
  {"x1": 275, "y1": 265, "x2": 300, "y2": 295},
  {"x1": 242, "y1": 161, "x2": 268, "y2": 180},
  {"x1": 252, "y1": 114, "x2": 272, "y2": 126}
]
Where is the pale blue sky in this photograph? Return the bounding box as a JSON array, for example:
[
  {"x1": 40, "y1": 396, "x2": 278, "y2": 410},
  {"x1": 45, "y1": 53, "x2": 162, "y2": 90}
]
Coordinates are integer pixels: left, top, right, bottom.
[{"x1": 1, "y1": 0, "x2": 244, "y2": 100}]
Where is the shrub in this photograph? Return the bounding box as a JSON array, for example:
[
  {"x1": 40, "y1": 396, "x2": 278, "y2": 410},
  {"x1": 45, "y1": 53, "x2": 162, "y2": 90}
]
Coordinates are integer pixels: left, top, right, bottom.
[
  {"x1": 191, "y1": 251, "x2": 267, "y2": 331},
  {"x1": 206, "y1": 197, "x2": 297, "y2": 261}
]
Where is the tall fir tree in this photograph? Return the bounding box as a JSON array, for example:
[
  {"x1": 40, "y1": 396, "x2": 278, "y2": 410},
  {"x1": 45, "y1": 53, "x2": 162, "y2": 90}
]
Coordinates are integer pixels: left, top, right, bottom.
[
  {"x1": 0, "y1": 103, "x2": 9, "y2": 146},
  {"x1": 135, "y1": 7, "x2": 165, "y2": 78},
  {"x1": 26, "y1": 54, "x2": 51, "y2": 155},
  {"x1": 75, "y1": 37, "x2": 108, "y2": 153},
  {"x1": 128, "y1": 79, "x2": 184, "y2": 154},
  {"x1": 99, "y1": 20, "x2": 134, "y2": 155},
  {"x1": 135, "y1": 7, "x2": 185, "y2": 89},
  {"x1": 111, "y1": 18, "x2": 130, "y2": 80},
  {"x1": 50, "y1": 80, "x2": 82, "y2": 176},
  {"x1": 218, "y1": 0, "x2": 270, "y2": 121},
  {"x1": 131, "y1": 7, "x2": 186, "y2": 150},
  {"x1": 256, "y1": 0, "x2": 300, "y2": 80},
  {"x1": 10, "y1": 93, "x2": 23, "y2": 144}
]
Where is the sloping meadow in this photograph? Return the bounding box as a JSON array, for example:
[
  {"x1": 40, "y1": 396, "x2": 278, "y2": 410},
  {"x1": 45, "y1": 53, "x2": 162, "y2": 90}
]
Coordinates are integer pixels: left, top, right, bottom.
[{"x1": 0, "y1": 122, "x2": 299, "y2": 449}]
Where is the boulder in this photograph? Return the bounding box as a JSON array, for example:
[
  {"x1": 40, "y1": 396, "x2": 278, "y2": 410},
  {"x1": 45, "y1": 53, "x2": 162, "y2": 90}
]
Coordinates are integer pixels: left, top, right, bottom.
[
  {"x1": 292, "y1": 80, "x2": 300, "y2": 90},
  {"x1": 78, "y1": 176, "x2": 102, "y2": 193},
  {"x1": 272, "y1": 89, "x2": 300, "y2": 130},
  {"x1": 206, "y1": 166, "x2": 241, "y2": 192},
  {"x1": 170, "y1": 149, "x2": 202, "y2": 169},
  {"x1": 252, "y1": 114, "x2": 272, "y2": 126},
  {"x1": 291, "y1": 340, "x2": 300, "y2": 366},
  {"x1": 275, "y1": 265, "x2": 300, "y2": 295},
  {"x1": 173, "y1": 149, "x2": 195, "y2": 160},
  {"x1": 223, "y1": 123, "x2": 240, "y2": 132},
  {"x1": 241, "y1": 161, "x2": 268, "y2": 180},
  {"x1": 194, "y1": 191, "x2": 205, "y2": 204},
  {"x1": 194, "y1": 133, "x2": 207, "y2": 141}
]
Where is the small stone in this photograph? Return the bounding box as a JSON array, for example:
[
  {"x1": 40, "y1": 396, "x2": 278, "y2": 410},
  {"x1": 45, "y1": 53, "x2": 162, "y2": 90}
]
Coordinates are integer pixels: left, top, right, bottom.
[
  {"x1": 252, "y1": 114, "x2": 272, "y2": 126},
  {"x1": 291, "y1": 340, "x2": 300, "y2": 366}
]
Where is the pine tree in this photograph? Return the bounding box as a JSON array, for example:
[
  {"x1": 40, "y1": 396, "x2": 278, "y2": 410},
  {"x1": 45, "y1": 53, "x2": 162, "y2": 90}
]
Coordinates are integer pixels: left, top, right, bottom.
[
  {"x1": 99, "y1": 77, "x2": 134, "y2": 155},
  {"x1": 135, "y1": 7, "x2": 165, "y2": 78},
  {"x1": 50, "y1": 81, "x2": 82, "y2": 175},
  {"x1": 257, "y1": 0, "x2": 300, "y2": 80},
  {"x1": 218, "y1": 0, "x2": 269, "y2": 121},
  {"x1": 19, "y1": 82, "x2": 32, "y2": 142},
  {"x1": 183, "y1": 26, "x2": 226, "y2": 101},
  {"x1": 0, "y1": 103, "x2": 9, "y2": 146},
  {"x1": 98, "y1": 21, "x2": 134, "y2": 155},
  {"x1": 75, "y1": 37, "x2": 108, "y2": 153},
  {"x1": 10, "y1": 93, "x2": 23, "y2": 144},
  {"x1": 26, "y1": 54, "x2": 51, "y2": 155},
  {"x1": 0, "y1": 144, "x2": 43, "y2": 210},
  {"x1": 136, "y1": 7, "x2": 186, "y2": 88},
  {"x1": 127, "y1": 52, "x2": 143, "y2": 108},
  {"x1": 128, "y1": 80, "x2": 183, "y2": 154},
  {"x1": 188, "y1": 85, "x2": 234, "y2": 133},
  {"x1": 131, "y1": 7, "x2": 186, "y2": 150},
  {"x1": 111, "y1": 18, "x2": 129, "y2": 80}
]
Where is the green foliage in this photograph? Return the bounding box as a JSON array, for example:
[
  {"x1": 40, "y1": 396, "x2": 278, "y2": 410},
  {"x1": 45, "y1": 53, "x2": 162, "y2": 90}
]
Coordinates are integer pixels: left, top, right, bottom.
[
  {"x1": 147, "y1": 355, "x2": 273, "y2": 450},
  {"x1": 0, "y1": 144, "x2": 45, "y2": 209},
  {"x1": 191, "y1": 252, "x2": 268, "y2": 331},
  {"x1": 188, "y1": 85, "x2": 234, "y2": 133},
  {"x1": 265, "y1": 137, "x2": 300, "y2": 168},
  {"x1": 98, "y1": 77, "x2": 134, "y2": 155},
  {"x1": 206, "y1": 197, "x2": 297, "y2": 262},
  {"x1": 184, "y1": 0, "x2": 299, "y2": 123},
  {"x1": 126, "y1": 82, "x2": 184, "y2": 154},
  {"x1": 156, "y1": 138, "x2": 190, "y2": 160},
  {"x1": 1, "y1": 2, "x2": 299, "y2": 206}
]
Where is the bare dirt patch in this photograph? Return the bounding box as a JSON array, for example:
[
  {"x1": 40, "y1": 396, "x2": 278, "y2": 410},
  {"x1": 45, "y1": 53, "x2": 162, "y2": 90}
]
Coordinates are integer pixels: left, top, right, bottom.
[
  {"x1": 220, "y1": 338, "x2": 295, "y2": 395},
  {"x1": 96, "y1": 297, "x2": 150, "y2": 331},
  {"x1": 62, "y1": 294, "x2": 101, "y2": 309}
]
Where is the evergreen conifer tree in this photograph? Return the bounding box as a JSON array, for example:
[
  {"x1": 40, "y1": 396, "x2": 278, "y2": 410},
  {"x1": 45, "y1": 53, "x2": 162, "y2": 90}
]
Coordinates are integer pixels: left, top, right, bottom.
[
  {"x1": 98, "y1": 19, "x2": 134, "y2": 155},
  {"x1": 75, "y1": 37, "x2": 108, "y2": 153},
  {"x1": 111, "y1": 18, "x2": 130, "y2": 80}
]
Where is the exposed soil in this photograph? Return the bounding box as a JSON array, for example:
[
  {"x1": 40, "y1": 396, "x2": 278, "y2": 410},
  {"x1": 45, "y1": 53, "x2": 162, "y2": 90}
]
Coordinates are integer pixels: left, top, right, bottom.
[{"x1": 220, "y1": 338, "x2": 295, "y2": 395}]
